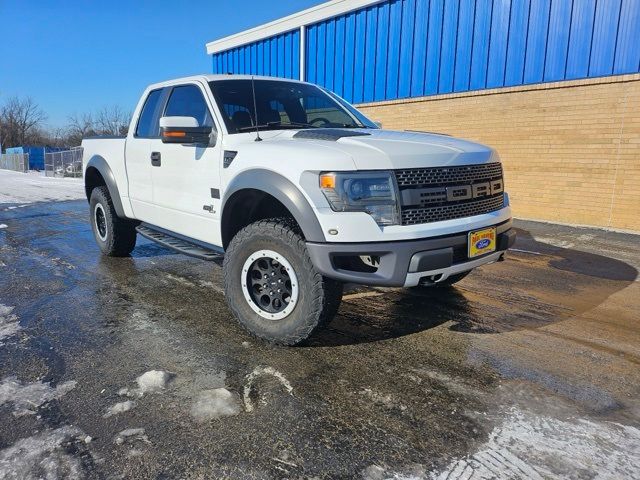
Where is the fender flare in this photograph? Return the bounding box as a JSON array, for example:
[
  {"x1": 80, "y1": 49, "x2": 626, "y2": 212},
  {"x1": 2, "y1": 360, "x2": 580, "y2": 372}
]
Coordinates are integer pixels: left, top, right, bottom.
[
  {"x1": 221, "y1": 169, "x2": 325, "y2": 244},
  {"x1": 84, "y1": 155, "x2": 126, "y2": 218}
]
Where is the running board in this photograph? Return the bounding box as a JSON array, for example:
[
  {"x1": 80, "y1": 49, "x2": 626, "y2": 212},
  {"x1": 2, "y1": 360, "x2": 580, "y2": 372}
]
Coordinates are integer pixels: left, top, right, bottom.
[{"x1": 136, "y1": 225, "x2": 222, "y2": 261}]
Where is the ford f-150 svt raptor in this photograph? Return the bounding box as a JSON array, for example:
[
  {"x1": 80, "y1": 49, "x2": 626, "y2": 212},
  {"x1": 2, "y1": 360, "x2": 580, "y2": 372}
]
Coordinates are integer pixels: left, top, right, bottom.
[{"x1": 82, "y1": 75, "x2": 515, "y2": 345}]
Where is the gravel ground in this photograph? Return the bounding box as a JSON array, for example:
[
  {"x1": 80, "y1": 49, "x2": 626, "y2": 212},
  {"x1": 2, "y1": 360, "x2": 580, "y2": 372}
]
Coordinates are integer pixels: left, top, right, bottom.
[{"x1": 0, "y1": 196, "x2": 639, "y2": 479}]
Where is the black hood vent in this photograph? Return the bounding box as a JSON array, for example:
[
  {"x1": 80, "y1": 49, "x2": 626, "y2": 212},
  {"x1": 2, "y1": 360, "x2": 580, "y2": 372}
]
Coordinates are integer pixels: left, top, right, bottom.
[{"x1": 293, "y1": 129, "x2": 371, "y2": 141}]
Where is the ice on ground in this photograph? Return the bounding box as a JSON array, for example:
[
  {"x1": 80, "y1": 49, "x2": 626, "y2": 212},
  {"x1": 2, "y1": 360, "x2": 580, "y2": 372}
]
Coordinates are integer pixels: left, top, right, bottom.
[
  {"x1": 430, "y1": 406, "x2": 640, "y2": 479},
  {"x1": 136, "y1": 370, "x2": 171, "y2": 394},
  {"x1": 0, "y1": 305, "x2": 21, "y2": 344},
  {"x1": 0, "y1": 376, "x2": 76, "y2": 417},
  {"x1": 191, "y1": 388, "x2": 241, "y2": 422},
  {"x1": 0, "y1": 426, "x2": 86, "y2": 480},
  {"x1": 114, "y1": 428, "x2": 150, "y2": 446},
  {"x1": 0, "y1": 170, "x2": 85, "y2": 204},
  {"x1": 243, "y1": 366, "x2": 294, "y2": 413},
  {"x1": 103, "y1": 400, "x2": 136, "y2": 418}
]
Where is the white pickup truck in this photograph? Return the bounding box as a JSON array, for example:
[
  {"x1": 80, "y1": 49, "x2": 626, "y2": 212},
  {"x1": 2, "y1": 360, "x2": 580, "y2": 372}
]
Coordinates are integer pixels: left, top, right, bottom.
[{"x1": 82, "y1": 74, "x2": 515, "y2": 345}]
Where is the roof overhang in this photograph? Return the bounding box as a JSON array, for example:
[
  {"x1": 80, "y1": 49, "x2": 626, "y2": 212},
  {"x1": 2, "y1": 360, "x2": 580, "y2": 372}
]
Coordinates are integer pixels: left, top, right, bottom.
[{"x1": 205, "y1": 0, "x2": 382, "y2": 54}]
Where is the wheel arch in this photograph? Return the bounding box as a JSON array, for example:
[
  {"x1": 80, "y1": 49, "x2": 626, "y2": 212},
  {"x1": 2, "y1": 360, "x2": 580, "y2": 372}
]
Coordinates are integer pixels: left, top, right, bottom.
[
  {"x1": 221, "y1": 169, "x2": 325, "y2": 249},
  {"x1": 84, "y1": 155, "x2": 126, "y2": 218}
]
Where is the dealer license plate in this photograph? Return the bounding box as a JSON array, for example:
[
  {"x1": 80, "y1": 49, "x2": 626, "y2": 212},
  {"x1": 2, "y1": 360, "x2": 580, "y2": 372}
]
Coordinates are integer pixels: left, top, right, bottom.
[{"x1": 468, "y1": 227, "x2": 497, "y2": 258}]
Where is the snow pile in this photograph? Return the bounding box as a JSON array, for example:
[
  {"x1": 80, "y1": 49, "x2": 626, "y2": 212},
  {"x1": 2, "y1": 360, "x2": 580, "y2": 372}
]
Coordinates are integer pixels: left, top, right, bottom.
[
  {"x1": 114, "y1": 428, "x2": 150, "y2": 446},
  {"x1": 243, "y1": 366, "x2": 294, "y2": 413},
  {"x1": 0, "y1": 170, "x2": 85, "y2": 205},
  {"x1": 103, "y1": 400, "x2": 136, "y2": 418},
  {"x1": 0, "y1": 376, "x2": 77, "y2": 417},
  {"x1": 0, "y1": 305, "x2": 21, "y2": 345},
  {"x1": 430, "y1": 406, "x2": 640, "y2": 480},
  {"x1": 136, "y1": 370, "x2": 171, "y2": 394},
  {"x1": 118, "y1": 370, "x2": 172, "y2": 398},
  {"x1": 191, "y1": 388, "x2": 241, "y2": 422},
  {"x1": 0, "y1": 426, "x2": 86, "y2": 479},
  {"x1": 0, "y1": 224, "x2": 7, "y2": 229}
]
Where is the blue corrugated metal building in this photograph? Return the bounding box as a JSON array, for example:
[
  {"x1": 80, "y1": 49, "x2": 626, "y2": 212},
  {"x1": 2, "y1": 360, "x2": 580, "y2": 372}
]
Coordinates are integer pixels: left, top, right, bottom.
[
  {"x1": 206, "y1": 0, "x2": 640, "y2": 232},
  {"x1": 207, "y1": 0, "x2": 640, "y2": 103}
]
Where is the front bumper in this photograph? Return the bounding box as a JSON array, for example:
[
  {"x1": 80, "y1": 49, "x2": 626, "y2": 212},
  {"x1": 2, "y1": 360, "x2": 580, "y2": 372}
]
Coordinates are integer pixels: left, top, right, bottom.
[{"x1": 306, "y1": 219, "x2": 515, "y2": 287}]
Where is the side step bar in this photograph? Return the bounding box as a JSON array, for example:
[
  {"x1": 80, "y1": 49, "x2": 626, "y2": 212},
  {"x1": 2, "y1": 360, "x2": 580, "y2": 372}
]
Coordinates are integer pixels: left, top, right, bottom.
[{"x1": 136, "y1": 225, "x2": 222, "y2": 261}]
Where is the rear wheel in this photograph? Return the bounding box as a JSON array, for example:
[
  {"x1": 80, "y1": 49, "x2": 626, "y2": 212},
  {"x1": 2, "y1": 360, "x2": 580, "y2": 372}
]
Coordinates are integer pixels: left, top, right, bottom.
[
  {"x1": 223, "y1": 218, "x2": 343, "y2": 345},
  {"x1": 89, "y1": 186, "x2": 137, "y2": 256}
]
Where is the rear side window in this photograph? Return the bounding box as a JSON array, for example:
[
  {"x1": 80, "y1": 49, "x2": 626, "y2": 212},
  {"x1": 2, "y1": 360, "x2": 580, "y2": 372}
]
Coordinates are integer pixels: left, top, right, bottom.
[
  {"x1": 135, "y1": 89, "x2": 163, "y2": 137},
  {"x1": 164, "y1": 85, "x2": 213, "y2": 127}
]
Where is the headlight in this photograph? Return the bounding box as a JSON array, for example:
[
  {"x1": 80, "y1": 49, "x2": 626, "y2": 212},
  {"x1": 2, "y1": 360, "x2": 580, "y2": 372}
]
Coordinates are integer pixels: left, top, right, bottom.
[{"x1": 319, "y1": 171, "x2": 400, "y2": 226}]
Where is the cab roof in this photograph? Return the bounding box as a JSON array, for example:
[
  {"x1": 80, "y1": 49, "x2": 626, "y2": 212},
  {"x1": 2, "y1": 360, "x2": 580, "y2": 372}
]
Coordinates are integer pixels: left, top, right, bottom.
[{"x1": 146, "y1": 74, "x2": 307, "y2": 91}]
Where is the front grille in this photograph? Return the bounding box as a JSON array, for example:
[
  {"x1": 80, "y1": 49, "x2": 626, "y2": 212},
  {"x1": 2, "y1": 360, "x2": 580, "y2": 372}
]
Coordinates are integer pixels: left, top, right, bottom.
[
  {"x1": 401, "y1": 194, "x2": 505, "y2": 225},
  {"x1": 396, "y1": 163, "x2": 503, "y2": 187}
]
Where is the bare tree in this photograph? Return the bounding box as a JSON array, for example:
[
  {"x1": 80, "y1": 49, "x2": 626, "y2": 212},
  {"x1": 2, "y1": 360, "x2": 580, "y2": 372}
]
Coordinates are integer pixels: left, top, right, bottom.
[
  {"x1": 0, "y1": 96, "x2": 48, "y2": 148},
  {"x1": 66, "y1": 111, "x2": 96, "y2": 146},
  {"x1": 95, "y1": 106, "x2": 130, "y2": 136}
]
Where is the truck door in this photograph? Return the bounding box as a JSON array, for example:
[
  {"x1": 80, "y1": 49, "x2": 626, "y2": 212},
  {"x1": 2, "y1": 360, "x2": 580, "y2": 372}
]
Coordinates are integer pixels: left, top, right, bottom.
[
  {"x1": 148, "y1": 82, "x2": 223, "y2": 247},
  {"x1": 126, "y1": 88, "x2": 165, "y2": 221}
]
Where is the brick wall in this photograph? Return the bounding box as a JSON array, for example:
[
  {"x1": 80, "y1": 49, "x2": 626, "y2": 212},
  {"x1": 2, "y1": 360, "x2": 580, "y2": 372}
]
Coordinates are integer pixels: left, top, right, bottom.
[{"x1": 357, "y1": 74, "x2": 640, "y2": 233}]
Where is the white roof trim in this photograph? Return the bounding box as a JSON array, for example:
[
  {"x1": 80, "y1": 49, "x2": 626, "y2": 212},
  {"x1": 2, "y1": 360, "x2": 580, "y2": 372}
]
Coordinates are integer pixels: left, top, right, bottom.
[{"x1": 206, "y1": 0, "x2": 382, "y2": 54}]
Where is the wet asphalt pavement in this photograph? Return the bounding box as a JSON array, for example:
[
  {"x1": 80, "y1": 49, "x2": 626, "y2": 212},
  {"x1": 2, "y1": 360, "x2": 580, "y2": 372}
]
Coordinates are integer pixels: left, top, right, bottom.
[{"x1": 1, "y1": 200, "x2": 639, "y2": 479}]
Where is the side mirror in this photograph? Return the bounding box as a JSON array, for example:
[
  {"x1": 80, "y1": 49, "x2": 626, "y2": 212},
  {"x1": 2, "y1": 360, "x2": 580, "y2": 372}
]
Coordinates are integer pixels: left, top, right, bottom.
[{"x1": 160, "y1": 116, "x2": 212, "y2": 145}]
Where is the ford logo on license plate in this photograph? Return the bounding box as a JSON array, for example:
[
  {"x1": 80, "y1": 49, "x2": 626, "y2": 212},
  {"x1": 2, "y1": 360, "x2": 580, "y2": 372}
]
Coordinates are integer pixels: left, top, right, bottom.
[{"x1": 476, "y1": 238, "x2": 491, "y2": 249}]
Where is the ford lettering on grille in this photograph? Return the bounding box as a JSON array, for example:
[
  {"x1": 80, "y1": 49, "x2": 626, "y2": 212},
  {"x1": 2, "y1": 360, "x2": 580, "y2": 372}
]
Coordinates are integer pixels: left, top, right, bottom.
[{"x1": 395, "y1": 163, "x2": 506, "y2": 225}]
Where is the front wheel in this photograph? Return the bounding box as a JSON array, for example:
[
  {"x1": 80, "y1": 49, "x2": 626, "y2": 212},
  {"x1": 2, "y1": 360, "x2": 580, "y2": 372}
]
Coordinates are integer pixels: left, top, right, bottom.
[
  {"x1": 89, "y1": 186, "x2": 137, "y2": 257},
  {"x1": 223, "y1": 218, "x2": 343, "y2": 345}
]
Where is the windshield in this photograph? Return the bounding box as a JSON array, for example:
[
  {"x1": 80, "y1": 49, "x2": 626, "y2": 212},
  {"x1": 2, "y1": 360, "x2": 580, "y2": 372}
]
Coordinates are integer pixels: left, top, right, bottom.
[{"x1": 209, "y1": 79, "x2": 378, "y2": 134}]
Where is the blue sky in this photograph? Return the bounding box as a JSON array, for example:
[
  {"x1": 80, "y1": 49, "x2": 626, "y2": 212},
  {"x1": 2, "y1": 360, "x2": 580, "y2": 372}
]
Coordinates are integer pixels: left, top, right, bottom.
[{"x1": 0, "y1": 0, "x2": 324, "y2": 128}]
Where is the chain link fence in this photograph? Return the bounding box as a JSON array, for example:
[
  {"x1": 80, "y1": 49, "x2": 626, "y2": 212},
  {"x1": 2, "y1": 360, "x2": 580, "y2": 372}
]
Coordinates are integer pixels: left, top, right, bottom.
[
  {"x1": 0, "y1": 153, "x2": 30, "y2": 173},
  {"x1": 45, "y1": 148, "x2": 83, "y2": 178}
]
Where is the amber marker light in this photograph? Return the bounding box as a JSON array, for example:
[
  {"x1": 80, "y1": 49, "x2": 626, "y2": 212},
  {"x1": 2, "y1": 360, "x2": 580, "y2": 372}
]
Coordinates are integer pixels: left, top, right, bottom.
[
  {"x1": 320, "y1": 173, "x2": 336, "y2": 189},
  {"x1": 163, "y1": 131, "x2": 186, "y2": 137}
]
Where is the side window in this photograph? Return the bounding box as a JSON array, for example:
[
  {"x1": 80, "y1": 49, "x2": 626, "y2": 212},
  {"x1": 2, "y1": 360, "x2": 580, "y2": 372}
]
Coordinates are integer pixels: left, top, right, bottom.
[
  {"x1": 164, "y1": 85, "x2": 213, "y2": 127},
  {"x1": 135, "y1": 89, "x2": 163, "y2": 137}
]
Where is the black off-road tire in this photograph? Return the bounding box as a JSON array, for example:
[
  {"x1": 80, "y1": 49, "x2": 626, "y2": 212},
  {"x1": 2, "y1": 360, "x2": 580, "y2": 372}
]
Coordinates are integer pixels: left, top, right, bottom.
[
  {"x1": 223, "y1": 218, "x2": 343, "y2": 345},
  {"x1": 89, "y1": 186, "x2": 137, "y2": 257},
  {"x1": 410, "y1": 270, "x2": 471, "y2": 290}
]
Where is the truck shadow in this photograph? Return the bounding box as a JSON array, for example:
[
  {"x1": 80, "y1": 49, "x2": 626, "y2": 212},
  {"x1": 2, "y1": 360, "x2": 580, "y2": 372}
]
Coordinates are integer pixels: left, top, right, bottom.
[{"x1": 308, "y1": 227, "x2": 638, "y2": 347}]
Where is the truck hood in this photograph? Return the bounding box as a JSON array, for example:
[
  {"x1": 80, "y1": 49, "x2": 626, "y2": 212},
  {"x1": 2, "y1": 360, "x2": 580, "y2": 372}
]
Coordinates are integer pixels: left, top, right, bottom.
[{"x1": 266, "y1": 128, "x2": 497, "y2": 170}]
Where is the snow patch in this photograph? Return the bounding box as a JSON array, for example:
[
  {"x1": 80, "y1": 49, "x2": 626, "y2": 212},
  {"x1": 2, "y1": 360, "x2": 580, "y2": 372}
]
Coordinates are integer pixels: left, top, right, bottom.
[
  {"x1": 114, "y1": 428, "x2": 150, "y2": 446},
  {"x1": 103, "y1": 400, "x2": 136, "y2": 418},
  {"x1": 0, "y1": 304, "x2": 21, "y2": 344},
  {"x1": 136, "y1": 370, "x2": 171, "y2": 394},
  {"x1": 117, "y1": 370, "x2": 172, "y2": 399},
  {"x1": 191, "y1": 388, "x2": 241, "y2": 422},
  {"x1": 0, "y1": 224, "x2": 7, "y2": 229},
  {"x1": 0, "y1": 376, "x2": 77, "y2": 417},
  {"x1": 0, "y1": 426, "x2": 86, "y2": 480},
  {"x1": 0, "y1": 169, "x2": 85, "y2": 204},
  {"x1": 243, "y1": 366, "x2": 294, "y2": 413},
  {"x1": 430, "y1": 406, "x2": 640, "y2": 479}
]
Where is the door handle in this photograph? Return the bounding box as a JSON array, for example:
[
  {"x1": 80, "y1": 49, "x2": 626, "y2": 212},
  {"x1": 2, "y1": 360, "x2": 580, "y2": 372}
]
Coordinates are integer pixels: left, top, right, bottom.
[{"x1": 151, "y1": 151, "x2": 161, "y2": 167}]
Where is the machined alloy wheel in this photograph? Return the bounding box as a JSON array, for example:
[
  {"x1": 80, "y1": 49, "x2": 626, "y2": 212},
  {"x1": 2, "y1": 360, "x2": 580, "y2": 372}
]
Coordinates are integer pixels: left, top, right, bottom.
[
  {"x1": 241, "y1": 250, "x2": 299, "y2": 320},
  {"x1": 223, "y1": 218, "x2": 343, "y2": 345}
]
